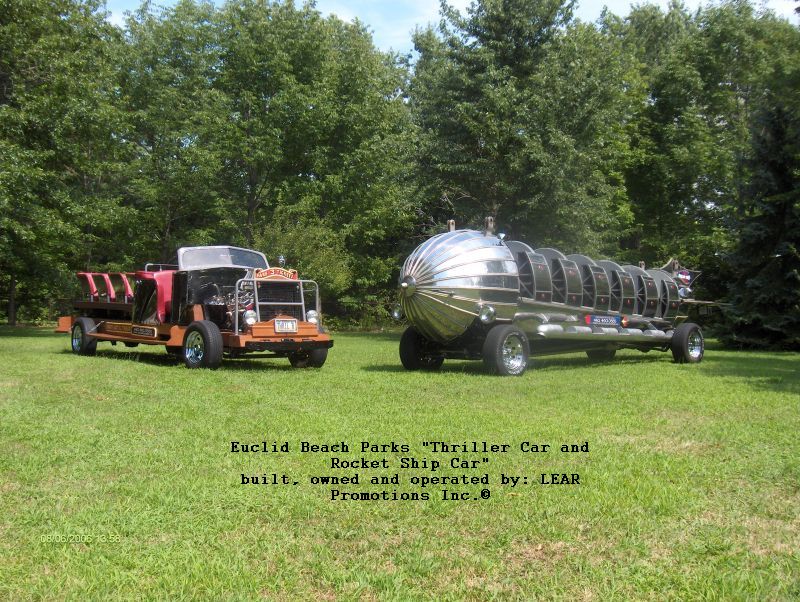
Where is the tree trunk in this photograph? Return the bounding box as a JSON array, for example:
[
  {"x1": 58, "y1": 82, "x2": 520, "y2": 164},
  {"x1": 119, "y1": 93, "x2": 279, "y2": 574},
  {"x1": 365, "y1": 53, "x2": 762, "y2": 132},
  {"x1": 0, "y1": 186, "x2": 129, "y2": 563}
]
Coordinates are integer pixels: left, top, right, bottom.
[
  {"x1": 161, "y1": 207, "x2": 173, "y2": 263},
  {"x1": 246, "y1": 177, "x2": 260, "y2": 248},
  {"x1": 246, "y1": 196, "x2": 255, "y2": 247},
  {"x1": 8, "y1": 275, "x2": 17, "y2": 326}
]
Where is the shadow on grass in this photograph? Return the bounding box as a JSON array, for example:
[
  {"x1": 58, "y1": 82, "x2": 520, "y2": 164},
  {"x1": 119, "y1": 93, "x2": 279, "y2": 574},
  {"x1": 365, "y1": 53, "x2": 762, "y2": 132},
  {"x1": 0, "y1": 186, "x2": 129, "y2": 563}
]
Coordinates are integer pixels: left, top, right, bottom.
[
  {"x1": 58, "y1": 348, "x2": 299, "y2": 372},
  {"x1": 702, "y1": 352, "x2": 799, "y2": 394},
  {"x1": 362, "y1": 353, "x2": 666, "y2": 375},
  {"x1": 362, "y1": 362, "x2": 488, "y2": 376},
  {"x1": 218, "y1": 359, "x2": 295, "y2": 372},
  {"x1": 532, "y1": 353, "x2": 664, "y2": 371},
  {"x1": 59, "y1": 348, "x2": 179, "y2": 367}
]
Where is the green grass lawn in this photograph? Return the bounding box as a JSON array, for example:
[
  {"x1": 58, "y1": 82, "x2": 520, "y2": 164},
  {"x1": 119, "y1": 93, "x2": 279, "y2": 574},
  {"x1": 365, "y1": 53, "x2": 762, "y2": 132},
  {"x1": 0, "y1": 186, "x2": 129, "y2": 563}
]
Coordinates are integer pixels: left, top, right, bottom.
[{"x1": 0, "y1": 327, "x2": 798, "y2": 600}]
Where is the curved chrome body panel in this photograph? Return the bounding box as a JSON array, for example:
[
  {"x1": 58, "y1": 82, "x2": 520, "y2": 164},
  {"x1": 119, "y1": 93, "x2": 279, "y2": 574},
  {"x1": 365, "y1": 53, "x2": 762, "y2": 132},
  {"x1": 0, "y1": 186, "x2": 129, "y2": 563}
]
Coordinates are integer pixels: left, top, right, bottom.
[{"x1": 398, "y1": 230, "x2": 519, "y2": 343}]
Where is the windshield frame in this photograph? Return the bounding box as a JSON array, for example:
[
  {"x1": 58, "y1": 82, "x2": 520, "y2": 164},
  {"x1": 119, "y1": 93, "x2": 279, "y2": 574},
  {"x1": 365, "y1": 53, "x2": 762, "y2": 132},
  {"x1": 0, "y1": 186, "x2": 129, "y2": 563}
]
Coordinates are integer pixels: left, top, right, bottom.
[{"x1": 177, "y1": 246, "x2": 269, "y2": 271}]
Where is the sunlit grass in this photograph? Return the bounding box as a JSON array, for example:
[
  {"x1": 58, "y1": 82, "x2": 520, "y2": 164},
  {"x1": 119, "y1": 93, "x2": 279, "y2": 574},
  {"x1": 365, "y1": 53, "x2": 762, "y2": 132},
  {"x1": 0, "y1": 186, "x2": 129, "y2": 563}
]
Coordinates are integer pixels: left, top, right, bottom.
[{"x1": 0, "y1": 327, "x2": 798, "y2": 599}]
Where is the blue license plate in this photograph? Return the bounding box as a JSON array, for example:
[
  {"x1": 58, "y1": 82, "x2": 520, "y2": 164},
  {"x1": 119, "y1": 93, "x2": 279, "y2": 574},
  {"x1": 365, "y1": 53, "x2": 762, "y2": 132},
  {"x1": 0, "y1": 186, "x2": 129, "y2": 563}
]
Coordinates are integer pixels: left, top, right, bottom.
[{"x1": 587, "y1": 315, "x2": 621, "y2": 326}]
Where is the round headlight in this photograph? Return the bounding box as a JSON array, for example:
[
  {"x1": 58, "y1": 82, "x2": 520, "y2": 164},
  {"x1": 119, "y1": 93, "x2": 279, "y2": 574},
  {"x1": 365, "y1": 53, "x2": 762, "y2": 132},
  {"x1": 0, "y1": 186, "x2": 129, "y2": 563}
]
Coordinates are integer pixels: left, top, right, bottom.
[
  {"x1": 306, "y1": 310, "x2": 319, "y2": 325},
  {"x1": 391, "y1": 304, "x2": 403, "y2": 320},
  {"x1": 478, "y1": 304, "x2": 496, "y2": 324},
  {"x1": 243, "y1": 310, "x2": 258, "y2": 326}
]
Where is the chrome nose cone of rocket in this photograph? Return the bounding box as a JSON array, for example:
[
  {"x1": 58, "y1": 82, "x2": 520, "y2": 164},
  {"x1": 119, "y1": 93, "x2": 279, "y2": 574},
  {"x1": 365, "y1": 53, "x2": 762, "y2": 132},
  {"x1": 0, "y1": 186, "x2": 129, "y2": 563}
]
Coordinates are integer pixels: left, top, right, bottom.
[{"x1": 397, "y1": 229, "x2": 520, "y2": 343}]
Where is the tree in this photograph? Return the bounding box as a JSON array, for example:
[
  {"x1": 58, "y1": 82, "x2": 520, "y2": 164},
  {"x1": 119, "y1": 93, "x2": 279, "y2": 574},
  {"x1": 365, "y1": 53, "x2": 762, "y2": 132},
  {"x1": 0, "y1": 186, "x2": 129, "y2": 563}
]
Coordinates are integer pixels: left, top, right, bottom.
[
  {"x1": 615, "y1": 3, "x2": 729, "y2": 271},
  {"x1": 120, "y1": 0, "x2": 229, "y2": 263},
  {"x1": 0, "y1": 0, "x2": 124, "y2": 323},
  {"x1": 722, "y1": 17, "x2": 800, "y2": 349},
  {"x1": 411, "y1": 0, "x2": 633, "y2": 253},
  {"x1": 214, "y1": 0, "x2": 416, "y2": 307}
]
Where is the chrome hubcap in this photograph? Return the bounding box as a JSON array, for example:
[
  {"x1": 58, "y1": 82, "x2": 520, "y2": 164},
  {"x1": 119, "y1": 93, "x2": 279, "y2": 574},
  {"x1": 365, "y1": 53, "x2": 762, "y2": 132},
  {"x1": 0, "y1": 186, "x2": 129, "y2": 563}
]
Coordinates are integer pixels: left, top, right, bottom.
[
  {"x1": 185, "y1": 331, "x2": 204, "y2": 364},
  {"x1": 688, "y1": 331, "x2": 704, "y2": 359},
  {"x1": 71, "y1": 326, "x2": 82, "y2": 351},
  {"x1": 502, "y1": 334, "x2": 526, "y2": 374}
]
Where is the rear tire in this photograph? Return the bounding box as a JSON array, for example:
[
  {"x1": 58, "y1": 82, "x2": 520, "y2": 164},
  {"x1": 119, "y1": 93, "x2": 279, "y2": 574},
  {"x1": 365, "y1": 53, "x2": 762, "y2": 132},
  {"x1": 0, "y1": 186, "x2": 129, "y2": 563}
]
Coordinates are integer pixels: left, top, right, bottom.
[
  {"x1": 399, "y1": 327, "x2": 444, "y2": 371},
  {"x1": 586, "y1": 349, "x2": 616, "y2": 362},
  {"x1": 71, "y1": 317, "x2": 97, "y2": 356},
  {"x1": 289, "y1": 348, "x2": 328, "y2": 368},
  {"x1": 671, "y1": 322, "x2": 704, "y2": 364},
  {"x1": 182, "y1": 320, "x2": 223, "y2": 369},
  {"x1": 482, "y1": 325, "x2": 529, "y2": 376}
]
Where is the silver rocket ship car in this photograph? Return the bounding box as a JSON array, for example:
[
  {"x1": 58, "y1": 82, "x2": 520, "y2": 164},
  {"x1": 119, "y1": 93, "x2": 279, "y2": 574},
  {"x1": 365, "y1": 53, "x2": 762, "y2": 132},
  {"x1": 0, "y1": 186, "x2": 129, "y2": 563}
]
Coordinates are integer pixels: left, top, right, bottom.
[{"x1": 394, "y1": 220, "x2": 706, "y2": 375}]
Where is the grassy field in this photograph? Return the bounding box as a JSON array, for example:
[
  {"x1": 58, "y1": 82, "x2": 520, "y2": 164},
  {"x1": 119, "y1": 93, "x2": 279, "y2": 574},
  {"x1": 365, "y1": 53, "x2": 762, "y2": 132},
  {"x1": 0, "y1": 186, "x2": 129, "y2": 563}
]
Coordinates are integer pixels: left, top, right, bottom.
[{"x1": 0, "y1": 327, "x2": 798, "y2": 600}]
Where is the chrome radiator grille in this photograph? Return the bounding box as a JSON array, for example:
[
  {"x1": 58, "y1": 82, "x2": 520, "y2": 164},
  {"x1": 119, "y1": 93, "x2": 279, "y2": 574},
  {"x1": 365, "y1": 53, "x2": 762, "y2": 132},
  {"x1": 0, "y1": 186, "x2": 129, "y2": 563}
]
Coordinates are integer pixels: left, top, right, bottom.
[{"x1": 256, "y1": 281, "x2": 304, "y2": 321}]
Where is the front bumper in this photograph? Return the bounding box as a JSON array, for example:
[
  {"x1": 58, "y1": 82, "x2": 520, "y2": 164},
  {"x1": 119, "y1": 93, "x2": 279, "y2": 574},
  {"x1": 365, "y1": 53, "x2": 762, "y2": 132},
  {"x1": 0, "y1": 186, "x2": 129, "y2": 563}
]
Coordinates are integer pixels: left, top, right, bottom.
[{"x1": 243, "y1": 339, "x2": 334, "y2": 352}]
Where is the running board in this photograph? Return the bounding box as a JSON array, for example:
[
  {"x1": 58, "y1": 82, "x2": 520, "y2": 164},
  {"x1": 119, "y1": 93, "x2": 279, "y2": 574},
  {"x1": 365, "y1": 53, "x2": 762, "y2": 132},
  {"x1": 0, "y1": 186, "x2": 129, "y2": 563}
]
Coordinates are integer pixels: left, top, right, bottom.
[{"x1": 532, "y1": 324, "x2": 672, "y2": 343}]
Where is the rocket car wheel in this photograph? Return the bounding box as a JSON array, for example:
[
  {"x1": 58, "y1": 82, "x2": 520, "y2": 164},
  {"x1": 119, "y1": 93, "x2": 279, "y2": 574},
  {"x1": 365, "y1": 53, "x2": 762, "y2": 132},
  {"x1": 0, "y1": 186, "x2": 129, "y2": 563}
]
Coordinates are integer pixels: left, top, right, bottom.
[
  {"x1": 289, "y1": 348, "x2": 328, "y2": 368},
  {"x1": 70, "y1": 317, "x2": 97, "y2": 356},
  {"x1": 182, "y1": 320, "x2": 223, "y2": 369},
  {"x1": 671, "y1": 322, "x2": 704, "y2": 364},
  {"x1": 483, "y1": 325, "x2": 529, "y2": 376},
  {"x1": 399, "y1": 327, "x2": 444, "y2": 371}
]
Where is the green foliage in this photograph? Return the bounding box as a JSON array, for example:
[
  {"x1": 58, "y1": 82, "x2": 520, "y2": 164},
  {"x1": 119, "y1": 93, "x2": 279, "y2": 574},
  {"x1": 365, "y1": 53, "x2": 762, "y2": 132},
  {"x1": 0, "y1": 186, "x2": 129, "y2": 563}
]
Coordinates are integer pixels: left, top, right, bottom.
[
  {"x1": 0, "y1": 0, "x2": 126, "y2": 323},
  {"x1": 608, "y1": 1, "x2": 798, "y2": 315},
  {"x1": 722, "y1": 21, "x2": 800, "y2": 349},
  {"x1": 412, "y1": 0, "x2": 633, "y2": 253},
  {"x1": 256, "y1": 217, "x2": 352, "y2": 295},
  {"x1": 1, "y1": 0, "x2": 416, "y2": 321},
  {"x1": 0, "y1": 0, "x2": 798, "y2": 345},
  {"x1": 120, "y1": 0, "x2": 228, "y2": 263},
  {"x1": 213, "y1": 0, "x2": 416, "y2": 297}
]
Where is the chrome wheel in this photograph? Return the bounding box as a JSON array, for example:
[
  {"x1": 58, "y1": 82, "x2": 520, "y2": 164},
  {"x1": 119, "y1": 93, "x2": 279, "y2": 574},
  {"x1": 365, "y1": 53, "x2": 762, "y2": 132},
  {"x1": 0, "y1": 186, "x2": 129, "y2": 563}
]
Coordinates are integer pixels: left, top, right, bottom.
[
  {"x1": 688, "y1": 331, "x2": 704, "y2": 360},
  {"x1": 502, "y1": 334, "x2": 526, "y2": 374},
  {"x1": 671, "y1": 322, "x2": 704, "y2": 364},
  {"x1": 185, "y1": 330, "x2": 205, "y2": 365},
  {"x1": 483, "y1": 325, "x2": 529, "y2": 376},
  {"x1": 71, "y1": 325, "x2": 82, "y2": 351}
]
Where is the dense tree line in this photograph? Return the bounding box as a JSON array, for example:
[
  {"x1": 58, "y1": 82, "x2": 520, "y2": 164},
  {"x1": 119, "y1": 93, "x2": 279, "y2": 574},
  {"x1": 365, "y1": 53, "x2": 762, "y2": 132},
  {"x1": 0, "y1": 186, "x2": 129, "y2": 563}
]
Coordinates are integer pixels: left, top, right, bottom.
[{"x1": 1, "y1": 0, "x2": 798, "y2": 348}]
